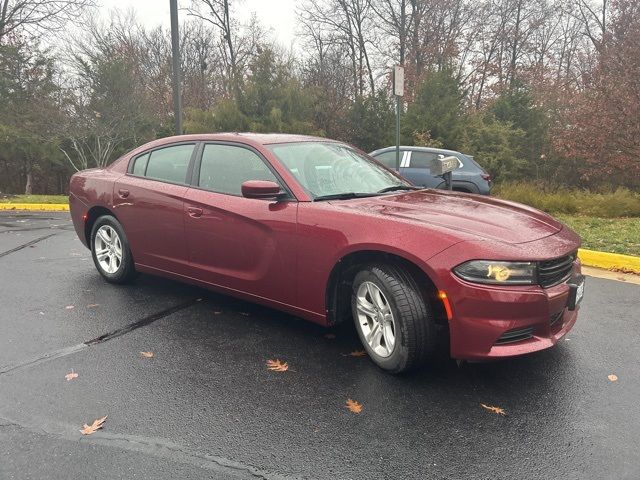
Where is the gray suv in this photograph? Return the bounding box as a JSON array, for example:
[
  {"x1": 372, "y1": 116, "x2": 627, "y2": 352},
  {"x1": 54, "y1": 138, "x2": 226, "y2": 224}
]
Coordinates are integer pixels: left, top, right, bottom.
[{"x1": 369, "y1": 146, "x2": 492, "y2": 195}]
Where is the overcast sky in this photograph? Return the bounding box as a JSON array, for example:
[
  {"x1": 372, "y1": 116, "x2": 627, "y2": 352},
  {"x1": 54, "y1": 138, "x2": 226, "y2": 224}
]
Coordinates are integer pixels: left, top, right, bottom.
[{"x1": 98, "y1": 0, "x2": 298, "y2": 47}]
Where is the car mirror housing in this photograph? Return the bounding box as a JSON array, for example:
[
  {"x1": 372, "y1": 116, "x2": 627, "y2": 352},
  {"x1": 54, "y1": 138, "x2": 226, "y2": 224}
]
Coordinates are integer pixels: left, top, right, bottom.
[{"x1": 241, "y1": 180, "x2": 286, "y2": 200}]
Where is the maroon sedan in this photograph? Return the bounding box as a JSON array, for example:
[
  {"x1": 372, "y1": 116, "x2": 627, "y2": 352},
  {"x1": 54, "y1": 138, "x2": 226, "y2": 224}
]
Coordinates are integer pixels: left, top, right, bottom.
[{"x1": 69, "y1": 133, "x2": 584, "y2": 373}]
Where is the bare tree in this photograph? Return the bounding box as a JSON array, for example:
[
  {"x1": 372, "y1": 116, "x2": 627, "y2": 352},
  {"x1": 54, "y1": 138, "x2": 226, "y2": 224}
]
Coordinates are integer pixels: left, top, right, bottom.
[
  {"x1": 185, "y1": 0, "x2": 238, "y2": 93},
  {"x1": 299, "y1": 0, "x2": 376, "y2": 97},
  {"x1": 0, "y1": 0, "x2": 96, "y2": 44}
]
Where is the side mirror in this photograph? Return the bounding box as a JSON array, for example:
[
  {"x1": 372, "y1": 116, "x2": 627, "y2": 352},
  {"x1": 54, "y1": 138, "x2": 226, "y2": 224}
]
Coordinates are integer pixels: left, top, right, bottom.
[{"x1": 241, "y1": 180, "x2": 286, "y2": 200}]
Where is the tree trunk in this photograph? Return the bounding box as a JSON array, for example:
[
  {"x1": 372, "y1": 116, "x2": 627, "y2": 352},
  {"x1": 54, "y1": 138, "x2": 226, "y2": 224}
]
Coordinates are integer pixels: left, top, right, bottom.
[{"x1": 25, "y1": 169, "x2": 33, "y2": 195}]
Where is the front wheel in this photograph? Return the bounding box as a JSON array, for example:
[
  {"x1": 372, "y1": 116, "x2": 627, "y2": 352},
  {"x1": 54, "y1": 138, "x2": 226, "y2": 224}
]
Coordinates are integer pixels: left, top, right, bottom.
[
  {"x1": 90, "y1": 215, "x2": 137, "y2": 284},
  {"x1": 351, "y1": 264, "x2": 437, "y2": 373}
]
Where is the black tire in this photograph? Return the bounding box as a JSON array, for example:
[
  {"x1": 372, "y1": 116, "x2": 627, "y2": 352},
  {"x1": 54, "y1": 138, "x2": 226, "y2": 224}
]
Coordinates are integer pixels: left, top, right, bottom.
[
  {"x1": 90, "y1": 215, "x2": 137, "y2": 284},
  {"x1": 351, "y1": 264, "x2": 437, "y2": 373}
]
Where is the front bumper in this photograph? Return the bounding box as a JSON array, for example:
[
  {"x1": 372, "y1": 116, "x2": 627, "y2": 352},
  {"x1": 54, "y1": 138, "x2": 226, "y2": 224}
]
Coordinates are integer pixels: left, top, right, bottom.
[
  {"x1": 444, "y1": 269, "x2": 580, "y2": 359},
  {"x1": 426, "y1": 233, "x2": 582, "y2": 360}
]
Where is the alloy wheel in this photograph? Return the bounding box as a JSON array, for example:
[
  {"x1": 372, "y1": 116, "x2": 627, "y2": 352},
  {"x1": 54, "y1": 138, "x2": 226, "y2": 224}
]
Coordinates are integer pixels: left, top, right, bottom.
[
  {"x1": 355, "y1": 281, "x2": 397, "y2": 357},
  {"x1": 94, "y1": 225, "x2": 123, "y2": 274}
]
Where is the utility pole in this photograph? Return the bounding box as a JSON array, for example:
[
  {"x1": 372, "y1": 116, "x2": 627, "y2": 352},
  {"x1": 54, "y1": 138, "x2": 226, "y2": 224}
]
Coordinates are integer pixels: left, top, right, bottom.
[
  {"x1": 393, "y1": 66, "x2": 404, "y2": 170},
  {"x1": 170, "y1": 0, "x2": 183, "y2": 135}
]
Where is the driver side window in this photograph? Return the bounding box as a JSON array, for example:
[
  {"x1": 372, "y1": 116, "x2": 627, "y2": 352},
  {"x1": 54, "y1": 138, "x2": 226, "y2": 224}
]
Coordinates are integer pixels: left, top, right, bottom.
[{"x1": 198, "y1": 144, "x2": 279, "y2": 196}]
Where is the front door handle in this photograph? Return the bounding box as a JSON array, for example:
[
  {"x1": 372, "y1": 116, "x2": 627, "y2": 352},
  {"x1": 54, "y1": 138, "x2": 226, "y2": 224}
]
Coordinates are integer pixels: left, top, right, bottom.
[
  {"x1": 118, "y1": 189, "x2": 130, "y2": 198},
  {"x1": 187, "y1": 207, "x2": 203, "y2": 218}
]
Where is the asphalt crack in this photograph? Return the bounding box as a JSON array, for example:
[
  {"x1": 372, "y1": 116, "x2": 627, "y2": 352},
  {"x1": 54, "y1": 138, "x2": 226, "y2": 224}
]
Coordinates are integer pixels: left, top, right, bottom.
[
  {"x1": 0, "y1": 299, "x2": 198, "y2": 375},
  {"x1": 0, "y1": 233, "x2": 57, "y2": 258},
  {"x1": 0, "y1": 413, "x2": 290, "y2": 479}
]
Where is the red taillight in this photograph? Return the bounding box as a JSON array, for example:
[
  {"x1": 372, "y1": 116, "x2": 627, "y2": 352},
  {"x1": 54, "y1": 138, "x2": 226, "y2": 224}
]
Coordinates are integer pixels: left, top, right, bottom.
[{"x1": 481, "y1": 173, "x2": 492, "y2": 183}]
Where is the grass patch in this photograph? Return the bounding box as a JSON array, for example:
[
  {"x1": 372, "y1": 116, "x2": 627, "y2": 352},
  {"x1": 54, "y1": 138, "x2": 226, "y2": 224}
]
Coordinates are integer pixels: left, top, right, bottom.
[
  {"x1": 494, "y1": 182, "x2": 640, "y2": 217},
  {"x1": 557, "y1": 215, "x2": 640, "y2": 256},
  {"x1": 0, "y1": 194, "x2": 68, "y2": 204}
]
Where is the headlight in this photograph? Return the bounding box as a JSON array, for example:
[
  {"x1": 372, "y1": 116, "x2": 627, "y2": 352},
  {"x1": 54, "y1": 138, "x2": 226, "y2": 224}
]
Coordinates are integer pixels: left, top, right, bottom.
[{"x1": 454, "y1": 260, "x2": 536, "y2": 285}]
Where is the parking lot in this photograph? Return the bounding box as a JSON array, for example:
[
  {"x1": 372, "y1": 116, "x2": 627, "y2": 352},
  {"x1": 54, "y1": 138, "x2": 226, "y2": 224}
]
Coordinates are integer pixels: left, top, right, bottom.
[{"x1": 0, "y1": 211, "x2": 639, "y2": 479}]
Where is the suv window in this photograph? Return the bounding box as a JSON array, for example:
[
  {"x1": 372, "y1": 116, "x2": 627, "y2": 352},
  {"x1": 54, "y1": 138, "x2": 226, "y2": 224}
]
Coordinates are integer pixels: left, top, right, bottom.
[
  {"x1": 144, "y1": 144, "x2": 194, "y2": 184},
  {"x1": 409, "y1": 151, "x2": 438, "y2": 169},
  {"x1": 199, "y1": 144, "x2": 279, "y2": 196},
  {"x1": 373, "y1": 151, "x2": 399, "y2": 169}
]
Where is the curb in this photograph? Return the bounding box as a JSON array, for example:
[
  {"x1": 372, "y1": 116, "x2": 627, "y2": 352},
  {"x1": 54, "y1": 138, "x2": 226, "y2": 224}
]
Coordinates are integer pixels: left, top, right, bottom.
[
  {"x1": 0, "y1": 203, "x2": 69, "y2": 211},
  {"x1": 578, "y1": 248, "x2": 640, "y2": 275}
]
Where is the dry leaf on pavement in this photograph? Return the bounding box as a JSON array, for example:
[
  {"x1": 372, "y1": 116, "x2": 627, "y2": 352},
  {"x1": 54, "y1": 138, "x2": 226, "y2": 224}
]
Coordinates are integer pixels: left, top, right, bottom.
[
  {"x1": 65, "y1": 370, "x2": 78, "y2": 381},
  {"x1": 608, "y1": 374, "x2": 618, "y2": 382},
  {"x1": 323, "y1": 333, "x2": 336, "y2": 339},
  {"x1": 346, "y1": 399, "x2": 363, "y2": 414},
  {"x1": 480, "y1": 403, "x2": 506, "y2": 416},
  {"x1": 80, "y1": 415, "x2": 107, "y2": 435},
  {"x1": 140, "y1": 351, "x2": 154, "y2": 358},
  {"x1": 342, "y1": 350, "x2": 366, "y2": 357},
  {"x1": 87, "y1": 304, "x2": 100, "y2": 308},
  {"x1": 65, "y1": 305, "x2": 74, "y2": 310},
  {"x1": 266, "y1": 359, "x2": 289, "y2": 372}
]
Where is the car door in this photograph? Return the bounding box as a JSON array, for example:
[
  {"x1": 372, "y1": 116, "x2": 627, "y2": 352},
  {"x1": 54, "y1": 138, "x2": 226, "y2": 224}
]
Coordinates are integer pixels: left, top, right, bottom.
[
  {"x1": 402, "y1": 151, "x2": 441, "y2": 188},
  {"x1": 183, "y1": 143, "x2": 298, "y2": 307},
  {"x1": 113, "y1": 142, "x2": 197, "y2": 275}
]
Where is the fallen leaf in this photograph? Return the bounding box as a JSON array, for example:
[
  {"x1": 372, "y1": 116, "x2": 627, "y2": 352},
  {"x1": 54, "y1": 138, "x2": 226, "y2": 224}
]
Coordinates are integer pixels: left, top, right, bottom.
[
  {"x1": 608, "y1": 374, "x2": 618, "y2": 382},
  {"x1": 140, "y1": 351, "x2": 154, "y2": 358},
  {"x1": 342, "y1": 350, "x2": 367, "y2": 357},
  {"x1": 266, "y1": 359, "x2": 289, "y2": 372},
  {"x1": 480, "y1": 403, "x2": 506, "y2": 416},
  {"x1": 346, "y1": 398, "x2": 363, "y2": 414},
  {"x1": 324, "y1": 333, "x2": 336, "y2": 339},
  {"x1": 240, "y1": 312, "x2": 250, "y2": 316},
  {"x1": 65, "y1": 370, "x2": 78, "y2": 381},
  {"x1": 213, "y1": 310, "x2": 222, "y2": 315},
  {"x1": 86, "y1": 304, "x2": 100, "y2": 308},
  {"x1": 65, "y1": 305, "x2": 74, "y2": 310},
  {"x1": 196, "y1": 298, "x2": 203, "y2": 302},
  {"x1": 80, "y1": 415, "x2": 107, "y2": 435}
]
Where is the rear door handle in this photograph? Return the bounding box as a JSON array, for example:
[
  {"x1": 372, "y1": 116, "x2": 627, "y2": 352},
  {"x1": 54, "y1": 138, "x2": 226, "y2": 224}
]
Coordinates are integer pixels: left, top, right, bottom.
[
  {"x1": 187, "y1": 207, "x2": 203, "y2": 218},
  {"x1": 118, "y1": 189, "x2": 130, "y2": 198}
]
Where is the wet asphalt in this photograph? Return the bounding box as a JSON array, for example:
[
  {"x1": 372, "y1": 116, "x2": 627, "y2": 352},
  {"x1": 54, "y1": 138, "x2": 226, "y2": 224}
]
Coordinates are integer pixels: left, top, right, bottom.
[{"x1": 0, "y1": 211, "x2": 638, "y2": 480}]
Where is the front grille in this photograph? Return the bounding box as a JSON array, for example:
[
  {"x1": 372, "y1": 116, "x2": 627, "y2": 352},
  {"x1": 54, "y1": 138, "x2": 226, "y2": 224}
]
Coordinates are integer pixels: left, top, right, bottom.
[
  {"x1": 539, "y1": 253, "x2": 576, "y2": 288},
  {"x1": 495, "y1": 326, "x2": 534, "y2": 345}
]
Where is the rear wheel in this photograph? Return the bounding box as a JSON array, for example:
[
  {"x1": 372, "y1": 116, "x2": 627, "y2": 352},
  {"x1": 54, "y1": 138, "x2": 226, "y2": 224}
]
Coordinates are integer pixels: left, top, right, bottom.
[
  {"x1": 90, "y1": 215, "x2": 136, "y2": 284},
  {"x1": 351, "y1": 264, "x2": 437, "y2": 373}
]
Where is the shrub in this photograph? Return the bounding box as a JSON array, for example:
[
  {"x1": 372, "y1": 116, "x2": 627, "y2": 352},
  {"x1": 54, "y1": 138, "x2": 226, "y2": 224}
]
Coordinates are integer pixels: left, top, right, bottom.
[{"x1": 493, "y1": 182, "x2": 640, "y2": 217}]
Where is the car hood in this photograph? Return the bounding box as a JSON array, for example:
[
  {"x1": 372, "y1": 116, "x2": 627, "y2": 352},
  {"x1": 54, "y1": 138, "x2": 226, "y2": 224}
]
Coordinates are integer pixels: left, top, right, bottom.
[{"x1": 333, "y1": 190, "x2": 563, "y2": 244}]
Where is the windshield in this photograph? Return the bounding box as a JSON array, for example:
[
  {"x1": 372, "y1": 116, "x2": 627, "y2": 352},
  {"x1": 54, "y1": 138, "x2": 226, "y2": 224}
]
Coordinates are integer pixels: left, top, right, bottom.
[{"x1": 268, "y1": 142, "x2": 410, "y2": 199}]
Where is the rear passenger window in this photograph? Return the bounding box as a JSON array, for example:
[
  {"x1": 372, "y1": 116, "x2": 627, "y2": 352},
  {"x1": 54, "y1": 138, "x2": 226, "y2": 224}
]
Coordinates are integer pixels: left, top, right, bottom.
[
  {"x1": 131, "y1": 153, "x2": 149, "y2": 176},
  {"x1": 198, "y1": 144, "x2": 278, "y2": 196},
  {"x1": 409, "y1": 151, "x2": 438, "y2": 169},
  {"x1": 144, "y1": 144, "x2": 194, "y2": 184}
]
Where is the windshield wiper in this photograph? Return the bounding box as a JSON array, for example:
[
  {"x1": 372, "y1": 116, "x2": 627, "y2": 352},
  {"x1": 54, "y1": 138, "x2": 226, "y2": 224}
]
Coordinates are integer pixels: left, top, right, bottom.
[
  {"x1": 313, "y1": 192, "x2": 379, "y2": 201},
  {"x1": 376, "y1": 185, "x2": 421, "y2": 193}
]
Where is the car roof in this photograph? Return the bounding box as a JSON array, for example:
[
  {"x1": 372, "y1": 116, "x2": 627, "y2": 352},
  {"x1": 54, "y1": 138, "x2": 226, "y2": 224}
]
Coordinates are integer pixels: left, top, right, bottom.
[
  {"x1": 370, "y1": 145, "x2": 466, "y2": 157},
  {"x1": 148, "y1": 132, "x2": 338, "y2": 147}
]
